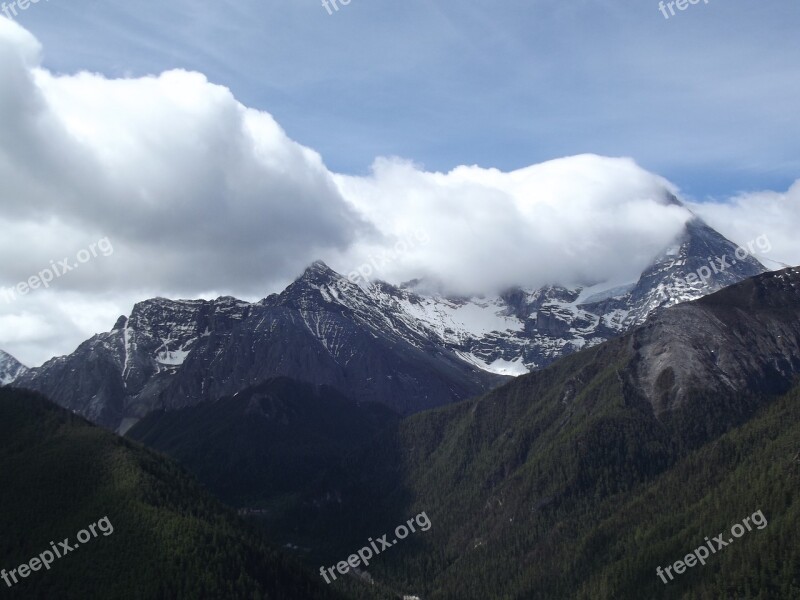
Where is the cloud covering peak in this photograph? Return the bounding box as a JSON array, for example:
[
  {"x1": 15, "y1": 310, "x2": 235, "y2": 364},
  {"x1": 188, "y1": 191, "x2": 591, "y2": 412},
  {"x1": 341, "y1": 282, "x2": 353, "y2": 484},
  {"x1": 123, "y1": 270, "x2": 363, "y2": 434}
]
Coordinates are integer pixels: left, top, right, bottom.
[{"x1": 334, "y1": 154, "x2": 691, "y2": 294}]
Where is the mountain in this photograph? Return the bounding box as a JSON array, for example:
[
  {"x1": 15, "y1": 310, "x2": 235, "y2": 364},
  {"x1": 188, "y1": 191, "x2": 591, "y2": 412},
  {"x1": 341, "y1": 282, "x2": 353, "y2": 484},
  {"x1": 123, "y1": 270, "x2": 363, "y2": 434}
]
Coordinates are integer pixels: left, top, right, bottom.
[
  {"x1": 15, "y1": 266, "x2": 503, "y2": 431},
  {"x1": 358, "y1": 214, "x2": 767, "y2": 374},
  {"x1": 120, "y1": 267, "x2": 800, "y2": 599},
  {"x1": 0, "y1": 387, "x2": 361, "y2": 600},
  {"x1": 15, "y1": 296, "x2": 252, "y2": 430},
  {"x1": 126, "y1": 377, "x2": 408, "y2": 576},
  {"x1": 0, "y1": 349, "x2": 26, "y2": 385},
  {"x1": 14, "y1": 208, "x2": 767, "y2": 433},
  {"x1": 332, "y1": 266, "x2": 800, "y2": 598},
  {"x1": 127, "y1": 377, "x2": 400, "y2": 508}
]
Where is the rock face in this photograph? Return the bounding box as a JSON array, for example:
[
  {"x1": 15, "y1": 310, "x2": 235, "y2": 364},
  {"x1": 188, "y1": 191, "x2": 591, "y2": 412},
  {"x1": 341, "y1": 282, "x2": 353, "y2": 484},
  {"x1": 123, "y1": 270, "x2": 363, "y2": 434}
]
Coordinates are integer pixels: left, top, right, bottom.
[
  {"x1": 629, "y1": 266, "x2": 800, "y2": 415},
  {"x1": 534, "y1": 306, "x2": 574, "y2": 337},
  {"x1": 15, "y1": 297, "x2": 253, "y2": 430},
  {"x1": 0, "y1": 350, "x2": 27, "y2": 385}
]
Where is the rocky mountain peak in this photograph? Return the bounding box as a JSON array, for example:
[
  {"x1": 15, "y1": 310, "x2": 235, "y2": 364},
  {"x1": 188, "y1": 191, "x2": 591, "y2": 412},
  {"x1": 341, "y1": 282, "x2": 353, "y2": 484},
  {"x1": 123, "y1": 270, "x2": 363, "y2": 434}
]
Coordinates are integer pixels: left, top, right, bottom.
[
  {"x1": 0, "y1": 350, "x2": 27, "y2": 385},
  {"x1": 269, "y1": 260, "x2": 357, "y2": 310}
]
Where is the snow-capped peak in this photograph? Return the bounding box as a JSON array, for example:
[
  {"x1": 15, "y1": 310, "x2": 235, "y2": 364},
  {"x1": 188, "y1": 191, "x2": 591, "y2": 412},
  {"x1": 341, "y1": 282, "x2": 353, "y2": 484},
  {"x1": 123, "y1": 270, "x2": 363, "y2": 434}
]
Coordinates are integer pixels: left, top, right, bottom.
[{"x1": 0, "y1": 350, "x2": 27, "y2": 385}]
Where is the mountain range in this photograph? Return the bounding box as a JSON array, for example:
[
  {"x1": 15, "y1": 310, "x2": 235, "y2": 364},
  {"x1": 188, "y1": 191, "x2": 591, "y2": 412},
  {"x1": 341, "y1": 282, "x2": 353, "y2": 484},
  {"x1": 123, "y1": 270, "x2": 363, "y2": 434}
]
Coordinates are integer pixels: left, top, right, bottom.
[
  {"x1": 11, "y1": 206, "x2": 767, "y2": 433},
  {"x1": 128, "y1": 266, "x2": 800, "y2": 599},
  {"x1": 3, "y1": 249, "x2": 797, "y2": 598},
  {"x1": 12, "y1": 267, "x2": 502, "y2": 431}
]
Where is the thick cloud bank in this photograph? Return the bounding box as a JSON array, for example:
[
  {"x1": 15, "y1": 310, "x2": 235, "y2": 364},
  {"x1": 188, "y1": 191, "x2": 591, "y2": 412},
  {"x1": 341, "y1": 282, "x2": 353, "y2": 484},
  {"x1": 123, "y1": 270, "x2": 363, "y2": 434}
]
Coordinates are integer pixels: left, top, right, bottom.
[
  {"x1": 334, "y1": 155, "x2": 691, "y2": 295},
  {"x1": 0, "y1": 18, "x2": 369, "y2": 298}
]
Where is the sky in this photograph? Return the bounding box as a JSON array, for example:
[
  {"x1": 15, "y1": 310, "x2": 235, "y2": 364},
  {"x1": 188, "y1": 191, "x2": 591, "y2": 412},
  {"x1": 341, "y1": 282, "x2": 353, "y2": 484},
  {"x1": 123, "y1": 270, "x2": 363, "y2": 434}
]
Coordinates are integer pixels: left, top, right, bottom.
[{"x1": 0, "y1": 0, "x2": 798, "y2": 366}]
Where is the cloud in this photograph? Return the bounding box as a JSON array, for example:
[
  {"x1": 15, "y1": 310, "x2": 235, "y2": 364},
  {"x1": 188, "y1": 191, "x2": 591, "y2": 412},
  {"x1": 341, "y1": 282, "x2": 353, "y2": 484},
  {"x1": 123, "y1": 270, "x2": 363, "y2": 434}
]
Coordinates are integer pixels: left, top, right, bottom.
[
  {"x1": 332, "y1": 155, "x2": 691, "y2": 295},
  {"x1": 0, "y1": 291, "x2": 125, "y2": 366},
  {"x1": 0, "y1": 17, "x2": 370, "y2": 300},
  {"x1": 0, "y1": 19, "x2": 795, "y2": 366},
  {"x1": 688, "y1": 180, "x2": 800, "y2": 268}
]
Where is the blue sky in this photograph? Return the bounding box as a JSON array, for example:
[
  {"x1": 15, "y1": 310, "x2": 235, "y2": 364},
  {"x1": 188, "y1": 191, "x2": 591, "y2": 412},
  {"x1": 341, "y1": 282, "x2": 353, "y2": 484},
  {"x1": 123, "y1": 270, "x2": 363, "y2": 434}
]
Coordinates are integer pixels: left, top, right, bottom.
[{"x1": 16, "y1": 0, "x2": 800, "y2": 198}]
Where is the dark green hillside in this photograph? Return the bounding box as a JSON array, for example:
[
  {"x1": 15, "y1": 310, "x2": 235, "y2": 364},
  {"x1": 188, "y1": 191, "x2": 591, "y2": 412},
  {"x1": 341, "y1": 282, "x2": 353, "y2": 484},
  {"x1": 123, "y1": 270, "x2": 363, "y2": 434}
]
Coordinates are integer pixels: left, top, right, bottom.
[
  {"x1": 0, "y1": 387, "x2": 357, "y2": 600},
  {"x1": 126, "y1": 378, "x2": 404, "y2": 565},
  {"x1": 370, "y1": 375, "x2": 799, "y2": 599},
  {"x1": 350, "y1": 337, "x2": 676, "y2": 597},
  {"x1": 572, "y1": 384, "x2": 800, "y2": 600},
  {"x1": 128, "y1": 377, "x2": 400, "y2": 509}
]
